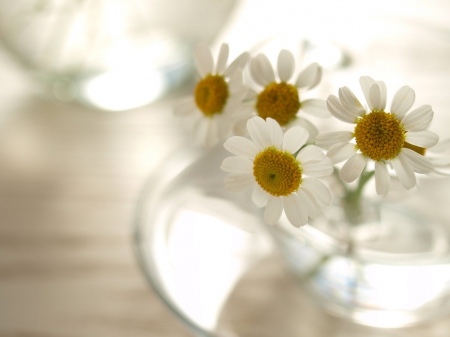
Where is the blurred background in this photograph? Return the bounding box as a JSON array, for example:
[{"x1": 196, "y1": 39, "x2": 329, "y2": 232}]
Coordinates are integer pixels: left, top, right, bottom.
[{"x1": 1, "y1": 0, "x2": 450, "y2": 336}]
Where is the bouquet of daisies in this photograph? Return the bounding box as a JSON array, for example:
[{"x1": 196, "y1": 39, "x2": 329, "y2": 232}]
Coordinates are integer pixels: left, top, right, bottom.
[{"x1": 174, "y1": 42, "x2": 447, "y2": 229}]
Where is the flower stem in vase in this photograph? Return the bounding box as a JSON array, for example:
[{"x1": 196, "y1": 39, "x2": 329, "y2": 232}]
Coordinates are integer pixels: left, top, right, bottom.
[{"x1": 340, "y1": 168, "x2": 375, "y2": 227}]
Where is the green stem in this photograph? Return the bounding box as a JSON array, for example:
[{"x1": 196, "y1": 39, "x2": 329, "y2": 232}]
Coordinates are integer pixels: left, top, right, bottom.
[
  {"x1": 341, "y1": 169, "x2": 375, "y2": 226},
  {"x1": 304, "y1": 254, "x2": 331, "y2": 280},
  {"x1": 333, "y1": 167, "x2": 349, "y2": 193},
  {"x1": 355, "y1": 170, "x2": 375, "y2": 197}
]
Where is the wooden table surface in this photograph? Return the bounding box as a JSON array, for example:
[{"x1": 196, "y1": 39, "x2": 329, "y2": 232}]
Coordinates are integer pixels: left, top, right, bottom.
[
  {"x1": 0, "y1": 46, "x2": 193, "y2": 337},
  {"x1": 2, "y1": 41, "x2": 450, "y2": 337}
]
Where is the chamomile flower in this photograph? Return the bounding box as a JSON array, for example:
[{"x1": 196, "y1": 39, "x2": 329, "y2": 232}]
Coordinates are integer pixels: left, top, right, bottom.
[
  {"x1": 173, "y1": 43, "x2": 249, "y2": 148},
  {"x1": 237, "y1": 50, "x2": 329, "y2": 142},
  {"x1": 221, "y1": 116, "x2": 333, "y2": 227},
  {"x1": 316, "y1": 76, "x2": 439, "y2": 196}
]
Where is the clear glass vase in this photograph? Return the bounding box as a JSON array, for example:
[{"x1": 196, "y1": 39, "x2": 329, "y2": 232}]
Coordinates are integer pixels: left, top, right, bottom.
[
  {"x1": 0, "y1": 0, "x2": 240, "y2": 111},
  {"x1": 271, "y1": 185, "x2": 450, "y2": 328},
  {"x1": 134, "y1": 145, "x2": 450, "y2": 335},
  {"x1": 133, "y1": 145, "x2": 273, "y2": 336}
]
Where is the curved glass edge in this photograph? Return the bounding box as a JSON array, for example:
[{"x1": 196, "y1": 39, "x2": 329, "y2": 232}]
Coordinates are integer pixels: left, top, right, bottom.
[{"x1": 132, "y1": 147, "x2": 218, "y2": 337}]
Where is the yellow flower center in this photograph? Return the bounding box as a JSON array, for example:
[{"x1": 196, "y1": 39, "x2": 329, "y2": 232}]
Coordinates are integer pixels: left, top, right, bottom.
[
  {"x1": 194, "y1": 75, "x2": 229, "y2": 116},
  {"x1": 253, "y1": 146, "x2": 302, "y2": 197},
  {"x1": 354, "y1": 111, "x2": 405, "y2": 161},
  {"x1": 256, "y1": 82, "x2": 300, "y2": 126},
  {"x1": 403, "y1": 141, "x2": 426, "y2": 156}
]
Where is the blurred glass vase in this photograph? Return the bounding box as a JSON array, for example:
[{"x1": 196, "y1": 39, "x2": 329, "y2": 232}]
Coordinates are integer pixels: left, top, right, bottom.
[
  {"x1": 134, "y1": 145, "x2": 450, "y2": 335},
  {"x1": 272, "y1": 180, "x2": 450, "y2": 328},
  {"x1": 0, "y1": 0, "x2": 239, "y2": 111}
]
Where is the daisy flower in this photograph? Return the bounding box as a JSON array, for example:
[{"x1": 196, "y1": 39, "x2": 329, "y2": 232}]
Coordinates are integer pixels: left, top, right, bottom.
[
  {"x1": 316, "y1": 76, "x2": 439, "y2": 196},
  {"x1": 173, "y1": 43, "x2": 249, "y2": 148},
  {"x1": 237, "y1": 49, "x2": 329, "y2": 142},
  {"x1": 221, "y1": 116, "x2": 333, "y2": 227}
]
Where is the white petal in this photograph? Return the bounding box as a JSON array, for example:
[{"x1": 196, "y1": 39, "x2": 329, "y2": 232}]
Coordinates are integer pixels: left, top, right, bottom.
[
  {"x1": 340, "y1": 154, "x2": 367, "y2": 182},
  {"x1": 264, "y1": 196, "x2": 283, "y2": 225},
  {"x1": 428, "y1": 138, "x2": 450, "y2": 154},
  {"x1": 301, "y1": 178, "x2": 332, "y2": 206},
  {"x1": 369, "y1": 83, "x2": 382, "y2": 111},
  {"x1": 252, "y1": 184, "x2": 269, "y2": 208},
  {"x1": 231, "y1": 103, "x2": 254, "y2": 121},
  {"x1": 391, "y1": 155, "x2": 416, "y2": 190},
  {"x1": 316, "y1": 131, "x2": 354, "y2": 150},
  {"x1": 195, "y1": 43, "x2": 213, "y2": 77},
  {"x1": 359, "y1": 76, "x2": 376, "y2": 110},
  {"x1": 338, "y1": 86, "x2": 366, "y2": 117},
  {"x1": 302, "y1": 157, "x2": 334, "y2": 177},
  {"x1": 224, "y1": 173, "x2": 255, "y2": 192},
  {"x1": 229, "y1": 84, "x2": 248, "y2": 98},
  {"x1": 192, "y1": 117, "x2": 209, "y2": 146},
  {"x1": 307, "y1": 66, "x2": 322, "y2": 91},
  {"x1": 247, "y1": 116, "x2": 271, "y2": 150},
  {"x1": 401, "y1": 148, "x2": 433, "y2": 173},
  {"x1": 405, "y1": 130, "x2": 439, "y2": 148},
  {"x1": 224, "y1": 91, "x2": 247, "y2": 114},
  {"x1": 221, "y1": 156, "x2": 253, "y2": 173},
  {"x1": 225, "y1": 107, "x2": 243, "y2": 124},
  {"x1": 391, "y1": 85, "x2": 415, "y2": 119},
  {"x1": 255, "y1": 54, "x2": 275, "y2": 84},
  {"x1": 245, "y1": 88, "x2": 257, "y2": 100},
  {"x1": 296, "y1": 63, "x2": 322, "y2": 90},
  {"x1": 224, "y1": 99, "x2": 246, "y2": 118},
  {"x1": 283, "y1": 193, "x2": 308, "y2": 227},
  {"x1": 224, "y1": 136, "x2": 259, "y2": 160},
  {"x1": 296, "y1": 145, "x2": 325, "y2": 164},
  {"x1": 226, "y1": 93, "x2": 246, "y2": 109},
  {"x1": 224, "y1": 51, "x2": 250, "y2": 77},
  {"x1": 230, "y1": 90, "x2": 249, "y2": 105},
  {"x1": 401, "y1": 105, "x2": 433, "y2": 131},
  {"x1": 277, "y1": 49, "x2": 295, "y2": 82},
  {"x1": 232, "y1": 118, "x2": 248, "y2": 137},
  {"x1": 215, "y1": 114, "x2": 232, "y2": 140},
  {"x1": 432, "y1": 159, "x2": 450, "y2": 171},
  {"x1": 375, "y1": 81, "x2": 387, "y2": 110},
  {"x1": 181, "y1": 110, "x2": 200, "y2": 132},
  {"x1": 327, "y1": 95, "x2": 358, "y2": 123},
  {"x1": 249, "y1": 57, "x2": 267, "y2": 87},
  {"x1": 205, "y1": 118, "x2": 219, "y2": 148},
  {"x1": 216, "y1": 43, "x2": 229, "y2": 74},
  {"x1": 266, "y1": 117, "x2": 283, "y2": 149},
  {"x1": 283, "y1": 126, "x2": 309, "y2": 153},
  {"x1": 374, "y1": 161, "x2": 390, "y2": 196},
  {"x1": 227, "y1": 104, "x2": 244, "y2": 118},
  {"x1": 174, "y1": 96, "x2": 196, "y2": 116},
  {"x1": 298, "y1": 189, "x2": 321, "y2": 219},
  {"x1": 228, "y1": 68, "x2": 243, "y2": 91},
  {"x1": 226, "y1": 101, "x2": 242, "y2": 115},
  {"x1": 290, "y1": 117, "x2": 319, "y2": 143},
  {"x1": 300, "y1": 99, "x2": 330, "y2": 118},
  {"x1": 327, "y1": 142, "x2": 357, "y2": 164}
]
